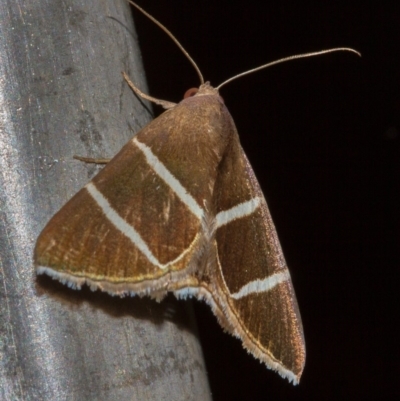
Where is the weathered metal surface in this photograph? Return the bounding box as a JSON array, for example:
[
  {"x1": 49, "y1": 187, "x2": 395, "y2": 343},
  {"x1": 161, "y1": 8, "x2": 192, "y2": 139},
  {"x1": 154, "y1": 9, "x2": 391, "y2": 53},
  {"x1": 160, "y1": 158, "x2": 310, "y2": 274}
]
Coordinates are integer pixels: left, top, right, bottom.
[{"x1": 0, "y1": 0, "x2": 211, "y2": 399}]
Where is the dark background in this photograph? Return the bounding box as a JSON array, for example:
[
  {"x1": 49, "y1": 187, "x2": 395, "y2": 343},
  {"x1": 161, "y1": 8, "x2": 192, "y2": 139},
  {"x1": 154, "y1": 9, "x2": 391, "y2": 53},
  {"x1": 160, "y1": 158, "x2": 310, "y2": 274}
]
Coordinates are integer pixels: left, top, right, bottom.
[{"x1": 130, "y1": 1, "x2": 399, "y2": 400}]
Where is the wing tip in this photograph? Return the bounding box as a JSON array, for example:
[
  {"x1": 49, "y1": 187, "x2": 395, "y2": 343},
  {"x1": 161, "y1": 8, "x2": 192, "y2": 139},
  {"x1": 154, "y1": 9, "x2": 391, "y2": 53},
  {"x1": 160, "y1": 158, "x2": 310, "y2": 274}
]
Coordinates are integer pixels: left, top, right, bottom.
[
  {"x1": 267, "y1": 359, "x2": 302, "y2": 385},
  {"x1": 174, "y1": 285, "x2": 304, "y2": 385},
  {"x1": 241, "y1": 337, "x2": 304, "y2": 385}
]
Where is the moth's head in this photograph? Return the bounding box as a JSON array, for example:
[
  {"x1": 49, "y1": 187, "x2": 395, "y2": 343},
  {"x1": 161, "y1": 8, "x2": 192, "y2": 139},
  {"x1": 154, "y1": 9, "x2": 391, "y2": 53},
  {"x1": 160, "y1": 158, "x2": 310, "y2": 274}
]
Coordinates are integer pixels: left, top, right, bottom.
[{"x1": 183, "y1": 82, "x2": 224, "y2": 103}]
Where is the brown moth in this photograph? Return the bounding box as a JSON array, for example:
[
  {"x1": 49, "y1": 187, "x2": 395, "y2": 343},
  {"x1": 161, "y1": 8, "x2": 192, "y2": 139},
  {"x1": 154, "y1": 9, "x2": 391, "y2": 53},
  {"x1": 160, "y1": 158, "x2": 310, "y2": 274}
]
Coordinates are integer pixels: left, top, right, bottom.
[
  {"x1": 35, "y1": 79, "x2": 305, "y2": 383},
  {"x1": 34, "y1": 0, "x2": 359, "y2": 385}
]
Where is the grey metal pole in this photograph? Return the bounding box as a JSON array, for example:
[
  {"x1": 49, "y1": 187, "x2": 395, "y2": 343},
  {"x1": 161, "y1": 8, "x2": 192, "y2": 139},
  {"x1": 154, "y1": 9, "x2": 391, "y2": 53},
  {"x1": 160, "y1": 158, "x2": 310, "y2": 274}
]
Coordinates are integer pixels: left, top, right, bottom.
[{"x1": 0, "y1": 0, "x2": 211, "y2": 399}]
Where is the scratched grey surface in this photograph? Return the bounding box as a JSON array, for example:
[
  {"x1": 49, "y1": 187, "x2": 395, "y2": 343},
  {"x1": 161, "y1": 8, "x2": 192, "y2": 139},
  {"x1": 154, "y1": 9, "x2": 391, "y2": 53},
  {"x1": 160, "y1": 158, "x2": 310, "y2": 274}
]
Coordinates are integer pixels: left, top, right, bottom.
[{"x1": 0, "y1": 0, "x2": 212, "y2": 400}]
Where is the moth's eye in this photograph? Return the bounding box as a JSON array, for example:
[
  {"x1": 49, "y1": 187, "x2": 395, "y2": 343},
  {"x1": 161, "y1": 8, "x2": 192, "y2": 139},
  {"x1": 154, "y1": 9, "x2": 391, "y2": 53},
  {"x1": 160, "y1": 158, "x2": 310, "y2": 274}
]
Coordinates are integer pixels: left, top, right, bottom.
[{"x1": 184, "y1": 88, "x2": 198, "y2": 99}]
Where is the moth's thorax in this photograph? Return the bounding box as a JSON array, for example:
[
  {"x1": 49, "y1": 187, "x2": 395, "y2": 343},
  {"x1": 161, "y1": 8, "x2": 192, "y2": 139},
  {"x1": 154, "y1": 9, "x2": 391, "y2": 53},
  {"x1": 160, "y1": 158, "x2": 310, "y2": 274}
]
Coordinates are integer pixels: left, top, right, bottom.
[{"x1": 176, "y1": 87, "x2": 235, "y2": 147}]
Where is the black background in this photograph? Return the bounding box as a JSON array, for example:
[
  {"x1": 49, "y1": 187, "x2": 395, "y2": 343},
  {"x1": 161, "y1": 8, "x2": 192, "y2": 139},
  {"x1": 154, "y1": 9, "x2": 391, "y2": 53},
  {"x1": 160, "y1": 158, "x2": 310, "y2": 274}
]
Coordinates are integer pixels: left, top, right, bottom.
[{"x1": 130, "y1": 1, "x2": 399, "y2": 400}]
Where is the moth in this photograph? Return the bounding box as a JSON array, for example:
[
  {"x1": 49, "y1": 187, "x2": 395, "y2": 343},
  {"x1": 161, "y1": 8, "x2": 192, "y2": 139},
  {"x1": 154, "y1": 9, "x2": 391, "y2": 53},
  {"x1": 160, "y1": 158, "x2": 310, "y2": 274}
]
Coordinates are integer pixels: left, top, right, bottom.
[{"x1": 34, "y1": 0, "x2": 358, "y2": 385}]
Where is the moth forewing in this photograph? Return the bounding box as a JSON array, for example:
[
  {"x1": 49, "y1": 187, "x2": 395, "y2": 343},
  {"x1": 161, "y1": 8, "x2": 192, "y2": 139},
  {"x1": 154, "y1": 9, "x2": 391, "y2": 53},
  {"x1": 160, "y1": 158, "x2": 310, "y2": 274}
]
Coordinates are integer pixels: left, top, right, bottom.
[{"x1": 211, "y1": 129, "x2": 305, "y2": 382}]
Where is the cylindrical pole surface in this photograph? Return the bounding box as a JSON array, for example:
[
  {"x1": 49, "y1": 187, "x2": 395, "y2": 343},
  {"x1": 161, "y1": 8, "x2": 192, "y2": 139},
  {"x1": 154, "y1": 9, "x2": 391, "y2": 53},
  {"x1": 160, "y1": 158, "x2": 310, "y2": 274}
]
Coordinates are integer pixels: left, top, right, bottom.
[{"x1": 0, "y1": 1, "x2": 211, "y2": 399}]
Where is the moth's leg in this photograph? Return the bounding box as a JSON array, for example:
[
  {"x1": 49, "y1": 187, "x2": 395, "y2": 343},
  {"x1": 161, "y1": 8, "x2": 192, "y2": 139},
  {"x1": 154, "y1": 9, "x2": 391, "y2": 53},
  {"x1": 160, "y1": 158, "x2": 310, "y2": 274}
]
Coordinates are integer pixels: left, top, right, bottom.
[
  {"x1": 73, "y1": 155, "x2": 111, "y2": 164},
  {"x1": 122, "y1": 71, "x2": 176, "y2": 110}
]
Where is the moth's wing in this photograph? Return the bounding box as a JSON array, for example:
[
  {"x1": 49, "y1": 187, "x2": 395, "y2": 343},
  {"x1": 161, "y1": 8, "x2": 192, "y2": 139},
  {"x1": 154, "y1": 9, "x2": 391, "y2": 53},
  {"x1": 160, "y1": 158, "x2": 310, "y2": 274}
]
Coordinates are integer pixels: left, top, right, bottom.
[
  {"x1": 209, "y1": 135, "x2": 305, "y2": 383},
  {"x1": 35, "y1": 99, "x2": 225, "y2": 296}
]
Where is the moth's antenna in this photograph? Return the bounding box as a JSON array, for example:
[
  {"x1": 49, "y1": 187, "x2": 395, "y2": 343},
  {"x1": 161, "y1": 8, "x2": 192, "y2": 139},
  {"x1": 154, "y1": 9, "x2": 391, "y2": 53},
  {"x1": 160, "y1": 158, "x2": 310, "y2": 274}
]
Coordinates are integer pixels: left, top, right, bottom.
[
  {"x1": 127, "y1": 1, "x2": 204, "y2": 85},
  {"x1": 216, "y1": 48, "x2": 361, "y2": 90}
]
